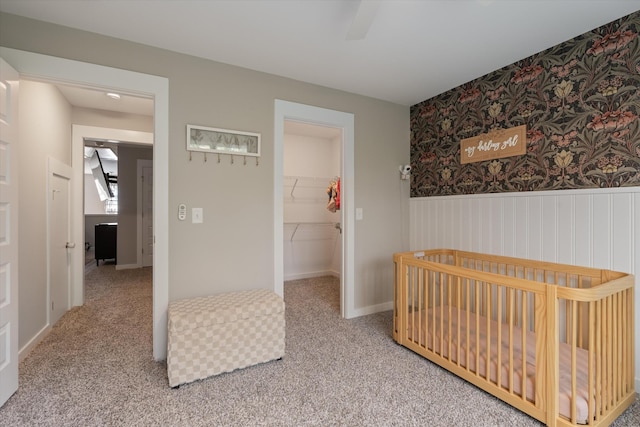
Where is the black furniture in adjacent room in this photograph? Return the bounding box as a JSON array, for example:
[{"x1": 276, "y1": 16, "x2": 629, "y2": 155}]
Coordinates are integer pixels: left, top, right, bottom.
[{"x1": 95, "y1": 222, "x2": 117, "y2": 266}]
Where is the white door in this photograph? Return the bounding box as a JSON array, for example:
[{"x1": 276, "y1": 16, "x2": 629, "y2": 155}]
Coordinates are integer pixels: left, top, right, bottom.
[
  {"x1": 138, "y1": 160, "x2": 153, "y2": 267},
  {"x1": 48, "y1": 158, "x2": 73, "y2": 326},
  {"x1": 0, "y1": 58, "x2": 19, "y2": 407}
]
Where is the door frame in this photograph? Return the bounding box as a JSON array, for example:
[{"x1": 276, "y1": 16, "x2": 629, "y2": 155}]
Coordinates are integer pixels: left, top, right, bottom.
[
  {"x1": 73, "y1": 126, "x2": 153, "y2": 279},
  {"x1": 46, "y1": 157, "x2": 73, "y2": 326},
  {"x1": 137, "y1": 159, "x2": 153, "y2": 268},
  {"x1": 0, "y1": 47, "x2": 170, "y2": 361},
  {"x1": 274, "y1": 100, "x2": 355, "y2": 318}
]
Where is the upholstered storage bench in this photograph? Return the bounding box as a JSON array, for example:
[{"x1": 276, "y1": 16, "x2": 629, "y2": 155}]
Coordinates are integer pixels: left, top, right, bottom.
[{"x1": 167, "y1": 289, "x2": 285, "y2": 387}]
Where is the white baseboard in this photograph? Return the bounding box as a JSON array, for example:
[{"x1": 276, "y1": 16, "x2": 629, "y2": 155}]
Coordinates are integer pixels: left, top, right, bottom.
[
  {"x1": 19, "y1": 323, "x2": 51, "y2": 362},
  {"x1": 115, "y1": 263, "x2": 140, "y2": 271},
  {"x1": 350, "y1": 300, "x2": 394, "y2": 318},
  {"x1": 636, "y1": 377, "x2": 640, "y2": 393},
  {"x1": 284, "y1": 270, "x2": 338, "y2": 281}
]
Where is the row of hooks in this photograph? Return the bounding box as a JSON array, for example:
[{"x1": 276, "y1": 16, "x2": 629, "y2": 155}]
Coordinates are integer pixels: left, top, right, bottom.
[{"x1": 188, "y1": 150, "x2": 259, "y2": 166}]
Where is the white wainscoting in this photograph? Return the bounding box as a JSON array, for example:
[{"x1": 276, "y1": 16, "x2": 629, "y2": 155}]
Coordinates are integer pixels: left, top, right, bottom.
[{"x1": 410, "y1": 187, "x2": 640, "y2": 392}]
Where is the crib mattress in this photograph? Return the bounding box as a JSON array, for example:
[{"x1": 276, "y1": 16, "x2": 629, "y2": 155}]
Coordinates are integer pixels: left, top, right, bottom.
[{"x1": 407, "y1": 306, "x2": 591, "y2": 424}]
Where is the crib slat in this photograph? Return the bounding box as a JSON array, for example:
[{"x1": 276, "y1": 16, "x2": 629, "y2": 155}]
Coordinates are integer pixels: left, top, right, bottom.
[
  {"x1": 399, "y1": 263, "x2": 407, "y2": 344},
  {"x1": 465, "y1": 278, "x2": 471, "y2": 371},
  {"x1": 431, "y1": 270, "x2": 436, "y2": 353},
  {"x1": 588, "y1": 301, "x2": 595, "y2": 426},
  {"x1": 447, "y1": 273, "x2": 453, "y2": 362},
  {"x1": 571, "y1": 300, "x2": 577, "y2": 424},
  {"x1": 606, "y1": 295, "x2": 612, "y2": 412},
  {"x1": 410, "y1": 266, "x2": 416, "y2": 345},
  {"x1": 439, "y1": 272, "x2": 444, "y2": 358},
  {"x1": 595, "y1": 298, "x2": 602, "y2": 421},
  {"x1": 536, "y1": 292, "x2": 547, "y2": 411},
  {"x1": 497, "y1": 286, "x2": 503, "y2": 390},
  {"x1": 508, "y1": 288, "x2": 514, "y2": 395},
  {"x1": 545, "y1": 288, "x2": 558, "y2": 427},
  {"x1": 486, "y1": 282, "x2": 491, "y2": 382},
  {"x1": 475, "y1": 280, "x2": 481, "y2": 379},
  {"x1": 618, "y1": 291, "x2": 624, "y2": 399},
  {"x1": 624, "y1": 290, "x2": 635, "y2": 392},
  {"x1": 417, "y1": 266, "x2": 423, "y2": 349},
  {"x1": 456, "y1": 275, "x2": 462, "y2": 368},
  {"x1": 522, "y1": 290, "x2": 528, "y2": 403},
  {"x1": 612, "y1": 294, "x2": 617, "y2": 406},
  {"x1": 602, "y1": 297, "x2": 608, "y2": 414}
]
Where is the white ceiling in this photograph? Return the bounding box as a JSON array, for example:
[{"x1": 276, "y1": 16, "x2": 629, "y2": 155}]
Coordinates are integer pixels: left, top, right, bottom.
[
  {"x1": 56, "y1": 85, "x2": 154, "y2": 116},
  {"x1": 2, "y1": 0, "x2": 639, "y2": 108}
]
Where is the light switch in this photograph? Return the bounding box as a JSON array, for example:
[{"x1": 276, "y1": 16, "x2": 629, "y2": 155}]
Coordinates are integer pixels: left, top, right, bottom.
[
  {"x1": 192, "y1": 207, "x2": 203, "y2": 224},
  {"x1": 356, "y1": 208, "x2": 363, "y2": 220}
]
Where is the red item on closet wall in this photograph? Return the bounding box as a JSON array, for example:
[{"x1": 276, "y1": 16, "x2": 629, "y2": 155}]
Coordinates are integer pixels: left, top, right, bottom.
[{"x1": 326, "y1": 177, "x2": 340, "y2": 213}]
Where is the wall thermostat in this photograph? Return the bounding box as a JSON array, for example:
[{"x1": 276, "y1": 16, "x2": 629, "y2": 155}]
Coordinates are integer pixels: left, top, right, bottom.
[{"x1": 178, "y1": 203, "x2": 187, "y2": 221}]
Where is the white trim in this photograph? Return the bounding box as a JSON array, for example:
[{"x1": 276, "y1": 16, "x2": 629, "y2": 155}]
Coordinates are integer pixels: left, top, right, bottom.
[
  {"x1": 1, "y1": 47, "x2": 169, "y2": 361},
  {"x1": 274, "y1": 100, "x2": 356, "y2": 319},
  {"x1": 137, "y1": 159, "x2": 153, "y2": 269},
  {"x1": 115, "y1": 264, "x2": 140, "y2": 271},
  {"x1": 18, "y1": 324, "x2": 50, "y2": 362},
  {"x1": 284, "y1": 270, "x2": 340, "y2": 282},
  {"x1": 411, "y1": 186, "x2": 640, "y2": 203},
  {"x1": 351, "y1": 301, "x2": 394, "y2": 318}
]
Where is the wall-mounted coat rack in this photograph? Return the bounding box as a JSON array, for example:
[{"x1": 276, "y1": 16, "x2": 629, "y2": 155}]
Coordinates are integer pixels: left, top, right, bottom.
[
  {"x1": 188, "y1": 150, "x2": 259, "y2": 166},
  {"x1": 186, "y1": 124, "x2": 261, "y2": 166}
]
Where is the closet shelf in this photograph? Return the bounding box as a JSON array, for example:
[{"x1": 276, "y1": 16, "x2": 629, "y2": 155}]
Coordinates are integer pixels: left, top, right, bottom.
[
  {"x1": 284, "y1": 175, "x2": 334, "y2": 182},
  {"x1": 284, "y1": 175, "x2": 335, "y2": 199},
  {"x1": 284, "y1": 221, "x2": 341, "y2": 241}
]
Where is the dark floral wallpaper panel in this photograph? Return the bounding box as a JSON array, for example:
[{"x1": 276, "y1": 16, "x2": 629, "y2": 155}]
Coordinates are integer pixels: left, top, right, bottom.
[{"x1": 410, "y1": 11, "x2": 640, "y2": 197}]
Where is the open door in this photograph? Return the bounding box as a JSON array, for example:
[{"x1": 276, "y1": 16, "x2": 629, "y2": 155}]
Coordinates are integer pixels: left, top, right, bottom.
[
  {"x1": 0, "y1": 57, "x2": 19, "y2": 407},
  {"x1": 48, "y1": 158, "x2": 73, "y2": 326}
]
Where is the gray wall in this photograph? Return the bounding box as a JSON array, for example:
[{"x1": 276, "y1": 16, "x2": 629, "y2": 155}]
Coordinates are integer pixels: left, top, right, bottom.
[
  {"x1": 117, "y1": 145, "x2": 153, "y2": 265},
  {"x1": 1, "y1": 13, "x2": 409, "y2": 348}
]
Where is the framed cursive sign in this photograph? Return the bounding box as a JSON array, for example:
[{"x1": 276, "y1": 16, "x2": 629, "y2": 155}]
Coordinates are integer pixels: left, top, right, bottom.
[{"x1": 460, "y1": 125, "x2": 526, "y2": 164}]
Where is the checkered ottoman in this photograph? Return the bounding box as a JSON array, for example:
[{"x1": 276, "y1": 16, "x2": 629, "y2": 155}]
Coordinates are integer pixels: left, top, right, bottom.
[{"x1": 167, "y1": 289, "x2": 285, "y2": 387}]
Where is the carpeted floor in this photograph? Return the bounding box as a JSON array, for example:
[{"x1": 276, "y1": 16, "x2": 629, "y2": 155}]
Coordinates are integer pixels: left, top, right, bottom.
[{"x1": 1, "y1": 267, "x2": 638, "y2": 426}]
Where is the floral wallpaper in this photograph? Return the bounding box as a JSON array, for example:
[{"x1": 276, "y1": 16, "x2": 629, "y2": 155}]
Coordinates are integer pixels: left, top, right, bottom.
[{"x1": 410, "y1": 11, "x2": 640, "y2": 197}]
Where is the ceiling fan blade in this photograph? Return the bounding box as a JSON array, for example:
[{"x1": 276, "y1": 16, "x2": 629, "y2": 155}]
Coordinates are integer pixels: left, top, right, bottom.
[{"x1": 346, "y1": 0, "x2": 381, "y2": 40}]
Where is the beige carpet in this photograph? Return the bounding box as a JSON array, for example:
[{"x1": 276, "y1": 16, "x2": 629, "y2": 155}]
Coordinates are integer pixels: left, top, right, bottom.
[{"x1": 1, "y1": 266, "x2": 638, "y2": 426}]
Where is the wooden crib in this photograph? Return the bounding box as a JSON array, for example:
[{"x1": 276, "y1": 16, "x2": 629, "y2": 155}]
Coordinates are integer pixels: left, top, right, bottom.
[{"x1": 393, "y1": 249, "x2": 635, "y2": 427}]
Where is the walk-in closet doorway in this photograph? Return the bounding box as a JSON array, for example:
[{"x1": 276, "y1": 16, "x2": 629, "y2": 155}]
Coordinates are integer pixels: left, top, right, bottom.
[
  {"x1": 282, "y1": 121, "x2": 343, "y2": 286},
  {"x1": 274, "y1": 100, "x2": 355, "y2": 319}
]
